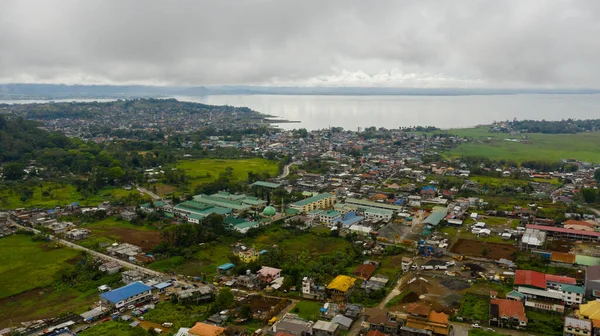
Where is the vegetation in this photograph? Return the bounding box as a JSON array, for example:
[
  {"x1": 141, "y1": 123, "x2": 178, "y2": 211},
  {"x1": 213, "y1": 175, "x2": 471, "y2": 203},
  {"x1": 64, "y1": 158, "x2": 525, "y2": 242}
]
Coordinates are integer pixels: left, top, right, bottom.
[
  {"x1": 0, "y1": 234, "x2": 80, "y2": 298},
  {"x1": 386, "y1": 290, "x2": 414, "y2": 308},
  {"x1": 526, "y1": 310, "x2": 564, "y2": 336},
  {"x1": 78, "y1": 321, "x2": 150, "y2": 336},
  {"x1": 142, "y1": 301, "x2": 209, "y2": 330},
  {"x1": 457, "y1": 293, "x2": 489, "y2": 323},
  {"x1": 176, "y1": 158, "x2": 279, "y2": 188},
  {"x1": 469, "y1": 330, "x2": 509, "y2": 336},
  {"x1": 498, "y1": 119, "x2": 600, "y2": 134},
  {"x1": 292, "y1": 301, "x2": 322, "y2": 321}
]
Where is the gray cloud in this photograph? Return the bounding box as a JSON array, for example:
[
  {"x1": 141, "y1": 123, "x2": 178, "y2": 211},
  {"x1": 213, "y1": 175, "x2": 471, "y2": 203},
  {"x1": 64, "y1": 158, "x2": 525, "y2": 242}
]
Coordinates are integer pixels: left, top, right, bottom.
[{"x1": 1, "y1": 0, "x2": 600, "y2": 87}]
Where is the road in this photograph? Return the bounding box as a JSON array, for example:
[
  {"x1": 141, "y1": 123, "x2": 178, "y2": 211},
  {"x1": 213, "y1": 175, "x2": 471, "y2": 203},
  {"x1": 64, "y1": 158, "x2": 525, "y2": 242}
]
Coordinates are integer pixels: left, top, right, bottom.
[
  {"x1": 137, "y1": 186, "x2": 162, "y2": 200},
  {"x1": 377, "y1": 274, "x2": 407, "y2": 309},
  {"x1": 279, "y1": 162, "x2": 299, "y2": 179},
  {"x1": 11, "y1": 220, "x2": 165, "y2": 278}
]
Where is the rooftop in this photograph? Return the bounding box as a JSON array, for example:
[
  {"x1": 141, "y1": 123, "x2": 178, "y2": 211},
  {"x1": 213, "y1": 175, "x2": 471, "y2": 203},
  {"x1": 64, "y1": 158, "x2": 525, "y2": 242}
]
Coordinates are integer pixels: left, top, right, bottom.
[
  {"x1": 100, "y1": 281, "x2": 151, "y2": 304},
  {"x1": 327, "y1": 275, "x2": 357, "y2": 292},
  {"x1": 251, "y1": 181, "x2": 281, "y2": 189},
  {"x1": 291, "y1": 193, "x2": 334, "y2": 207}
]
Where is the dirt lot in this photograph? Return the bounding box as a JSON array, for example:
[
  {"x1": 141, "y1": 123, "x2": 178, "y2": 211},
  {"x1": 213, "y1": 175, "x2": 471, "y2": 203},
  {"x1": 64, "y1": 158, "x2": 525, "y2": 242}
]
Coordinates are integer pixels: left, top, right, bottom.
[
  {"x1": 103, "y1": 227, "x2": 162, "y2": 251},
  {"x1": 451, "y1": 239, "x2": 518, "y2": 260},
  {"x1": 241, "y1": 296, "x2": 283, "y2": 311}
]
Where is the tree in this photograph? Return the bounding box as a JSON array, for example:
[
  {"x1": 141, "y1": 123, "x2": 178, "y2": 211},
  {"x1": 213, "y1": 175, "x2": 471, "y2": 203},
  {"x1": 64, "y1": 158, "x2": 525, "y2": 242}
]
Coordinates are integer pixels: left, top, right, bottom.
[
  {"x1": 212, "y1": 288, "x2": 235, "y2": 313},
  {"x1": 3, "y1": 162, "x2": 25, "y2": 180},
  {"x1": 595, "y1": 169, "x2": 600, "y2": 183},
  {"x1": 582, "y1": 188, "x2": 598, "y2": 203}
]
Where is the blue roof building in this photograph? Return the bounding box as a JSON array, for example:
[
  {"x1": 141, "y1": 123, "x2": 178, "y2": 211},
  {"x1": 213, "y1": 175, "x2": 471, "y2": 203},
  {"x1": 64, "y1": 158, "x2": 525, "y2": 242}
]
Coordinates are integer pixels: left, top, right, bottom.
[
  {"x1": 332, "y1": 211, "x2": 365, "y2": 228},
  {"x1": 100, "y1": 281, "x2": 152, "y2": 308},
  {"x1": 217, "y1": 263, "x2": 235, "y2": 272}
]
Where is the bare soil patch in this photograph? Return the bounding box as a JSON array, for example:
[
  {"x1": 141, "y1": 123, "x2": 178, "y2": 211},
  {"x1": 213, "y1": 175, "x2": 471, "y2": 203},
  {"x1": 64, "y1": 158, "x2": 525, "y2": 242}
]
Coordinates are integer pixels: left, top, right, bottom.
[
  {"x1": 103, "y1": 227, "x2": 163, "y2": 251},
  {"x1": 451, "y1": 239, "x2": 518, "y2": 260}
]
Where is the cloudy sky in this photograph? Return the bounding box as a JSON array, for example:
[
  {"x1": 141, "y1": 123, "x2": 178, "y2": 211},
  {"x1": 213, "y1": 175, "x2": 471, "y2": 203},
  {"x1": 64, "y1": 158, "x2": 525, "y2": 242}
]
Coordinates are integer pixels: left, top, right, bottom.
[{"x1": 1, "y1": 0, "x2": 600, "y2": 88}]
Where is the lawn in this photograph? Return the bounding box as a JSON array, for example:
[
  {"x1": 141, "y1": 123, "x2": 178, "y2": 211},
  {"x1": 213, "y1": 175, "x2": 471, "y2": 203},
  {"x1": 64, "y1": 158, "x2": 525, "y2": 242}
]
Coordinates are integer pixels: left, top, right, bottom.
[
  {"x1": 292, "y1": 301, "x2": 322, "y2": 321},
  {"x1": 78, "y1": 321, "x2": 148, "y2": 336},
  {"x1": 176, "y1": 158, "x2": 279, "y2": 187},
  {"x1": 526, "y1": 310, "x2": 564, "y2": 336},
  {"x1": 0, "y1": 235, "x2": 80, "y2": 298},
  {"x1": 0, "y1": 183, "x2": 140, "y2": 210},
  {"x1": 433, "y1": 126, "x2": 600, "y2": 163}
]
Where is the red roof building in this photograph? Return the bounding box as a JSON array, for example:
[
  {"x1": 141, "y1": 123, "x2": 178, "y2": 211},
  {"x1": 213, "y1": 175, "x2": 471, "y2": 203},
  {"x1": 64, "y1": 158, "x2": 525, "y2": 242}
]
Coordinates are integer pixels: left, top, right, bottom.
[
  {"x1": 353, "y1": 263, "x2": 377, "y2": 280},
  {"x1": 490, "y1": 299, "x2": 528, "y2": 326},
  {"x1": 514, "y1": 270, "x2": 546, "y2": 289},
  {"x1": 545, "y1": 274, "x2": 577, "y2": 285}
]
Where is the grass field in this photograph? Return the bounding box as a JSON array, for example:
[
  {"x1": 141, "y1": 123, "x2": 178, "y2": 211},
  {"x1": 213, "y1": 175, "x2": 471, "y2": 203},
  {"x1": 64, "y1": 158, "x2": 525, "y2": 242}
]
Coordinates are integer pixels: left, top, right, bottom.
[
  {"x1": 292, "y1": 301, "x2": 322, "y2": 321},
  {"x1": 176, "y1": 158, "x2": 279, "y2": 187},
  {"x1": 0, "y1": 235, "x2": 80, "y2": 298},
  {"x1": 142, "y1": 301, "x2": 209, "y2": 329},
  {"x1": 78, "y1": 321, "x2": 148, "y2": 336},
  {"x1": 0, "y1": 183, "x2": 140, "y2": 210},
  {"x1": 0, "y1": 235, "x2": 103, "y2": 327},
  {"x1": 431, "y1": 126, "x2": 600, "y2": 163}
]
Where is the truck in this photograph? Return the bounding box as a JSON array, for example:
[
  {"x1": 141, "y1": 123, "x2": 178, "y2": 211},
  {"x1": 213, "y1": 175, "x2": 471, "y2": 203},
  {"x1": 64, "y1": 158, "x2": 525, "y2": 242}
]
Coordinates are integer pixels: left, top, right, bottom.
[
  {"x1": 435, "y1": 265, "x2": 448, "y2": 270},
  {"x1": 268, "y1": 317, "x2": 277, "y2": 326},
  {"x1": 420, "y1": 265, "x2": 434, "y2": 270}
]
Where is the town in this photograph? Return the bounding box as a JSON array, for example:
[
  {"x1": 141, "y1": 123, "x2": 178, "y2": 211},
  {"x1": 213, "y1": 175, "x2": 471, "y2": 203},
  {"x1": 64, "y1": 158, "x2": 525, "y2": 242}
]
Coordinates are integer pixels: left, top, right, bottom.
[{"x1": 1, "y1": 101, "x2": 600, "y2": 336}]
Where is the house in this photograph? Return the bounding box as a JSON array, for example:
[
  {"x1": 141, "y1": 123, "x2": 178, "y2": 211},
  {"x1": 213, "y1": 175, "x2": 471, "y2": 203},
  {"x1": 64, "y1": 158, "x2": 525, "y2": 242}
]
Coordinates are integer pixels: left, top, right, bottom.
[
  {"x1": 577, "y1": 300, "x2": 600, "y2": 335},
  {"x1": 302, "y1": 277, "x2": 326, "y2": 300},
  {"x1": 99, "y1": 281, "x2": 152, "y2": 308},
  {"x1": 290, "y1": 193, "x2": 336, "y2": 213},
  {"x1": 121, "y1": 270, "x2": 145, "y2": 284},
  {"x1": 271, "y1": 314, "x2": 313, "y2": 336},
  {"x1": 330, "y1": 315, "x2": 353, "y2": 331},
  {"x1": 364, "y1": 308, "x2": 398, "y2": 335},
  {"x1": 564, "y1": 317, "x2": 591, "y2": 336},
  {"x1": 65, "y1": 228, "x2": 89, "y2": 240},
  {"x1": 403, "y1": 303, "x2": 449, "y2": 335},
  {"x1": 313, "y1": 320, "x2": 338, "y2": 336},
  {"x1": 353, "y1": 263, "x2": 377, "y2": 280},
  {"x1": 121, "y1": 210, "x2": 137, "y2": 221},
  {"x1": 327, "y1": 275, "x2": 357, "y2": 302},
  {"x1": 176, "y1": 286, "x2": 215, "y2": 303},
  {"x1": 489, "y1": 298, "x2": 527, "y2": 329},
  {"x1": 513, "y1": 270, "x2": 581, "y2": 309},
  {"x1": 107, "y1": 243, "x2": 143, "y2": 259},
  {"x1": 99, "y1": 261, "x2": 122, "y2": 274},
  {"x1": 584, "y1": 265, "x2": 600, "y2": 298},
  {"x1": 188, "y1": 322, "x2": 226, "y2": 336},
  {"x1": 257, "y1": 266, "x2": 281, "y2": 283},
  {"x1": 217, "y1": 263, "x2": 235, "y2": 275}
]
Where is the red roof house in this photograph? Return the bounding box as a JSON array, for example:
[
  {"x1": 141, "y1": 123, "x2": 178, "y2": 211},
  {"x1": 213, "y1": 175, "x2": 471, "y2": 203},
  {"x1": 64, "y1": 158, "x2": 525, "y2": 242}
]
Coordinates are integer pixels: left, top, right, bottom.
[{"x1": 514, "y1": 270, "x2": 546, "y2": 289}]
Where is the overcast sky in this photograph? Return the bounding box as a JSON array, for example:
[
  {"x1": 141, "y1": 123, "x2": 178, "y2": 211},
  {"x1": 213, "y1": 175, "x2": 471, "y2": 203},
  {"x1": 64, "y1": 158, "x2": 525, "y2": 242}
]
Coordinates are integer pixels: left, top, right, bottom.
[{"x1": 2, "y1": 0, "x2": 600, "y2": 88}]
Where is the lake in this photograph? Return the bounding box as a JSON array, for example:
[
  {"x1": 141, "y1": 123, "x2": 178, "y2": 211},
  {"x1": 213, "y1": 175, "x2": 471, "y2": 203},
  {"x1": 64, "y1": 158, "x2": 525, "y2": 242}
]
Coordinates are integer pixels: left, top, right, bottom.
[
  {"x1": 2, "y1": 94, "x2": 599, "y2": 131},
  {"x1": 180, "y1": 94, "x2": 600, "y2": 130}
]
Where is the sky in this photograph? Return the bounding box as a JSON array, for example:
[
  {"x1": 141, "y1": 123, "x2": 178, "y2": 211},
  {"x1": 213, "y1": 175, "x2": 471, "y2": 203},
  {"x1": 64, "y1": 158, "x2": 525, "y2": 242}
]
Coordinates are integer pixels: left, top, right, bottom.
[{"x1": 1, "y1": 0, "x2": 600, "y2": 88}]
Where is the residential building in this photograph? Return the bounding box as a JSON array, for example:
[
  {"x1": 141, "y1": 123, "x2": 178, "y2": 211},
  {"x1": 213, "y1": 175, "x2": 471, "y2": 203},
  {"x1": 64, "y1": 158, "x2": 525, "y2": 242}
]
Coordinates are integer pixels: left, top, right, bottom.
[
  {"x1": 327, "y1": 275, "x2": 357, "y2": 303},
  {"x1": 564, "y1": 317, "x2": 591, "y2": 336},
  {"x1": 364, "y1": 308, "x2": 398, "y2": 335},
  {"x1": 121, "y1": 269, "x2": 145, "y2": 284},
  {"x1": 233, "y1": 244, "x2": 260, "y2": 263},
  {"x1": 257, "y1": 266, "x2": 281, "y2": 283},
  {"x1": 330, "y1": 315, "x2": 353, "y2": 331},
  {"x1": 120, "y1": 210, "x2": 137, "y2": 221},
  {"x1": 302, "y1": 277, "x2": 326, "y2": 300},
  {"x1": 345, "y1": 198, "x2": 403, "y2": 212},
  {"x1": 65, "y1": 228, "x2": 89, "y2": 240},
  {"x1": 290, "y1": 193, "x2": 336, "y2": 213},
  {"x1": 577, "y1": 300, "x2": 600, "y2": 335},
  {"x1": 353, "y1": 263, "x2": 377, "y2": 280},
  {"x1": 320, "y1": 210, "x2": 342, "y2": 225},
  {"x1": 271, "y1": 314, "x2": 313, "y2": 336},
  {"x1": 99, "y1": 261, "x2": 121, "y2": 274},
  {"x1": 525, "y1": 224, "x2": 600, "y2": 243},
  {"x1": 188, "y1": 322, "x2": 226, "y2": 336},
  {"x1": 404, "y1": 303, "x2": 449, "y2": 336},
  {"x1": 363, "y1": 208, "x2": 393, "y2": 221},
  {"x1": 99, "y1": 281, "x2": 152, "y2": 308},
  {"x1": 513, "y1": 270, "x2": 582, "y2": 311},
  {"x1": 489, "y1": 299, "x2": 527, "y2": 329},
  {"x1": 313, "y1": 320, "x2": 338, "y2": 336},
  {"x1": 401, "y1": 257, "x2": 414, "y2": 273},
  {"x1": 107, "y1": 243, "x2": 143, "y2": 259}
]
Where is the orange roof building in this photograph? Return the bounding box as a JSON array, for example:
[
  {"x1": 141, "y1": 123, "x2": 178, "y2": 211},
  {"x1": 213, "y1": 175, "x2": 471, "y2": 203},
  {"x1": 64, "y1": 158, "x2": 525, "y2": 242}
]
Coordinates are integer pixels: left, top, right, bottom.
[{"x1": 188, "y1": 322, "x2": 226, "y2": 336}]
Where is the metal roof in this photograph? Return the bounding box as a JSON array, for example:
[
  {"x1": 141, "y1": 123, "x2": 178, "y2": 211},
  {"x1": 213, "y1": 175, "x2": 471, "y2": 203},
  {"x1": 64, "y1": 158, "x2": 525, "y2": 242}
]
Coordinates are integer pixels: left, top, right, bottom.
[{"x1": 100, "y1": 281, "x2": 152, "y2": 304}]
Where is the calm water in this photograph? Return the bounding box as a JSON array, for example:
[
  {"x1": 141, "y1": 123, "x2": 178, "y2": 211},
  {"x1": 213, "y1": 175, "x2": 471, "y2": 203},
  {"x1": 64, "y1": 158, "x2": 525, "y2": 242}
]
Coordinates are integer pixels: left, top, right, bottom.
[
  {"x1": 2, "y1": 94, "x2": 599, "y2": 131},
  {"x1": 182, "y1": 94, "x2": 600, "y2": 130}
]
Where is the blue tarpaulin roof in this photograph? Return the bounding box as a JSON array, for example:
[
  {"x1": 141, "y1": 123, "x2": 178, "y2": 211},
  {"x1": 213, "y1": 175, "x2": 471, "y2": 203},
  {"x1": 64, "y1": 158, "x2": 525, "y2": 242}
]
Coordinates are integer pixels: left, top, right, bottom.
[
  {"x1": 154, "y1": 282, "x2": 172, "y2": 290},
  {"x1": 100, "y1": 282, "x2": 151, "y2": 304},
  {"x1": 217, "y1": 263, "x2": 235, "y2": 270}
]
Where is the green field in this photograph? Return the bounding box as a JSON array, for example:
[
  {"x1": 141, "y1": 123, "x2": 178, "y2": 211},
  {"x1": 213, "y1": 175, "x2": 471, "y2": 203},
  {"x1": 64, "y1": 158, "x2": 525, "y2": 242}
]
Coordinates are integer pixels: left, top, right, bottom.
[
  {"x1": 78, "y1": 321, "x2": 148, "y2": 336},
  {"x1": 432, "y1": 126, "x2": 600, "y2": 163},
  {"x1": 0, "y1": 183, "x2": 140, "y2": 210},
  {"x1": 0, "y1": 235, "x2": 80, "y2": 298},
  {"x1": 292, "y1": 301, "x2": 322, "y2": 321},
  {"x1": 0, "y1": 235, "x2": 105, "y2": 327},
  {"x1": 142, "y1": 301, "x2": 209, "y2": 330},
  {"x1": 176, "y1": 158, "x2": 279, "y2": 187},
  {"x1": 83, "y1": 217, "x2": 156, "y2": 232}
]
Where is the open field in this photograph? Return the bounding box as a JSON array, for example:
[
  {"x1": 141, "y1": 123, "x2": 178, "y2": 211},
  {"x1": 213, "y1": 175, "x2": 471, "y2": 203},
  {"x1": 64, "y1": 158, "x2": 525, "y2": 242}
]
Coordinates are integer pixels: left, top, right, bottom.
[
  {"x1": 176, "y1": 158, "x2": 279, "y2": 187},
  {"x1": 451, "y1": 239, "x2": 519, "y2": 260},
  {"x1": 0, "y1": 183, "x2": 140, "y2": 210},
  {"x1": 0, "y1": 235, "x2": 80, "y2": 298},
  {"x1": 0, "y1": 235, "x2": 102, "y2": 327},
  {"x1": 81, "y1": 217, "x2": 161, "y2": 251},
  {"x1": 78, "y1": 321, "x2": 148, "y2": 336},
  {"x1": 142, "y1": 301, "x2": 209, "y2": 330},
  {"x1": 432, "y1": 126, "x2": 600, "y2": 163},
  {"x1": 292, "y1": 300, "x2": 322, "y2": 321}
]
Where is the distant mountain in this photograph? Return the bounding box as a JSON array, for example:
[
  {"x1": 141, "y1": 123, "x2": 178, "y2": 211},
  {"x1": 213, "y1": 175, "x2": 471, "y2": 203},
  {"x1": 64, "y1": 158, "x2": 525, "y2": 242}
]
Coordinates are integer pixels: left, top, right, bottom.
[
  {"x1": 0, "y1": 84, "x2": 209, "y2": 100},
  {"x1": 1, "y1": 83, "x2": 600, "y2": 100}
]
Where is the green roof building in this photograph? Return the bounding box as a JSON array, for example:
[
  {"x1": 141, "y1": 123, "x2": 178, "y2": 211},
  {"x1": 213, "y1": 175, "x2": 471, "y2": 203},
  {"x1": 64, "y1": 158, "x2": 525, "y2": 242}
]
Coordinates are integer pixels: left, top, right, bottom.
[{"x1": 290, "y1": 193, "x2": 336, "y2": 213}]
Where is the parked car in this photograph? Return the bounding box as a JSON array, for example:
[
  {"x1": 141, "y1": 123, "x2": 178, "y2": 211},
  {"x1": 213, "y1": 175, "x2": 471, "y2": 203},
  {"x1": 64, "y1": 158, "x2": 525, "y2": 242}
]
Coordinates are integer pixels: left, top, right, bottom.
[{"x1": 471, "y1": 324, "x2": 482, "y2": 329}]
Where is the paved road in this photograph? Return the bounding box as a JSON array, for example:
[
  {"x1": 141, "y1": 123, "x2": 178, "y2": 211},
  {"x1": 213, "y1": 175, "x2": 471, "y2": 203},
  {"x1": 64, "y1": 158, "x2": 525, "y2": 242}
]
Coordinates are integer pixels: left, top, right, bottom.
[
  {"x1": 12, "y1": 220, "x2": 164, "y2": 278},
  {"x1": 137, "y1": 186, "x2": 162, "y2": 200},
  {"x1": 279, "y1": 162, "x2": 299, "y2": 179}
]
